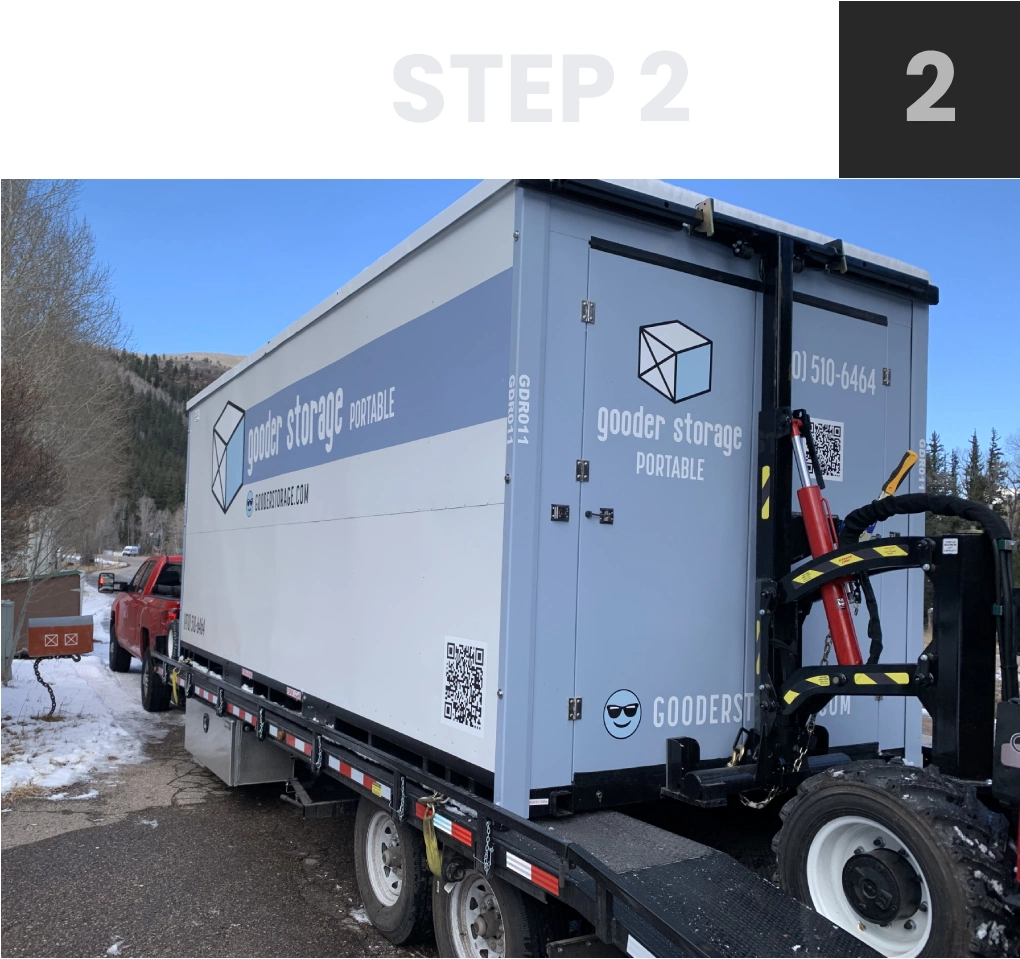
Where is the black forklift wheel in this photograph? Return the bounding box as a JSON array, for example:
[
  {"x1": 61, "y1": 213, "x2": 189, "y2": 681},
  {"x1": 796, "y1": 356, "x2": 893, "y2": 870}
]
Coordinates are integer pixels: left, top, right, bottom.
[
  {"x1": 353, "y1": 797, "x2": 433, "y2": 945},
  {"x1": 774, "y1": 761, "x2": 1016, "y2": 957}
]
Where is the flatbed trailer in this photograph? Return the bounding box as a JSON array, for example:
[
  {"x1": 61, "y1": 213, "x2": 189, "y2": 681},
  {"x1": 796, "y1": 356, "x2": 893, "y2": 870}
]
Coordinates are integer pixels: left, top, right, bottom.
[{"x1": 155, "y1": 647, "x2": 874, "y2": 957}]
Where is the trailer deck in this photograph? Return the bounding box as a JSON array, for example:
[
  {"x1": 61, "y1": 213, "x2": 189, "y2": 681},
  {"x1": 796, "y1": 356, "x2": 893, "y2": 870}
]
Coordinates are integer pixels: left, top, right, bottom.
[{"x1": 158, "y1": 656, "x2": 874, "y2": 958}]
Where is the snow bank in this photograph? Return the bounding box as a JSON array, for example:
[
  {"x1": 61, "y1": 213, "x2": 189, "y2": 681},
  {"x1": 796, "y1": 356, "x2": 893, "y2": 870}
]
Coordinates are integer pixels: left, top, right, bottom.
[{"x1": 0, "y1": 584, "x2": 171, "y2": 796}]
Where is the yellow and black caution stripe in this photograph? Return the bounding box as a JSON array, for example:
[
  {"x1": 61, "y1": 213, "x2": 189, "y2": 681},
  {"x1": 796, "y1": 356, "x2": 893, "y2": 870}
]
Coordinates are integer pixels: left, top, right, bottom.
[
  {"x1": 780, "y1": 666, "x2": 915, "y2": 713},
  {"x1": 791, "y1": 542, "x2": 909, "y2": 586},
  {"x1": 760, "y1": 466, "x2": 771, "y2": 520}
]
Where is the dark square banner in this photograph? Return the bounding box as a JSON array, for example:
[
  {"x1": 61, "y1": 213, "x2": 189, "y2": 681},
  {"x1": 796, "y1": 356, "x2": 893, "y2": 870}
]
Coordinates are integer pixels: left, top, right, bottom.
[{"x1": 840, "y1": 1, "x2": 1019, "y2": 176}]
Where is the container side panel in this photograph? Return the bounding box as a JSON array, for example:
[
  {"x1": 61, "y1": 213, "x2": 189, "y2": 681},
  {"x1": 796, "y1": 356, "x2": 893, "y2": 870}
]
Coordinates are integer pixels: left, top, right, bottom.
[
  {"x1": 528, "y1": 230, "x2": 591, "y2": 792},
  {"x1": 182, "y1": 194, "x2": 515, "y2": 772},
  {"x1": 495, "y1": 190, "x2": 551, "y2": 812},
  {"x1": 904, "y1": 303, "x2": 928, "y2": 767}
]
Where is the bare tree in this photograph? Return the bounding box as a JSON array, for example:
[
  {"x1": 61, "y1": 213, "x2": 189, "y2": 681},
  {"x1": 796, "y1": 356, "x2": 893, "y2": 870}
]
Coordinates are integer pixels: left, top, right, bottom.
[{"x1": 2, "y1": 180, "x2": 130, "y2": 634}]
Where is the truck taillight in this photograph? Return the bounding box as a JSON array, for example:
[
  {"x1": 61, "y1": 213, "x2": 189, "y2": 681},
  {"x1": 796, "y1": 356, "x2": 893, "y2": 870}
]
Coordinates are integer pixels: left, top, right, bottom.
[{"x1": 161, "y1": 609, "x2": 178, "y2": 628}]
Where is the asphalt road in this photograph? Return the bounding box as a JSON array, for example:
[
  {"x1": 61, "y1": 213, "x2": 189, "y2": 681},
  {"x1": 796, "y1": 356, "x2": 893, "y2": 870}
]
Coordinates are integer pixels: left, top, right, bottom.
[{"x1": 1, "y1": 722, "x2": 434, "y2": 958}]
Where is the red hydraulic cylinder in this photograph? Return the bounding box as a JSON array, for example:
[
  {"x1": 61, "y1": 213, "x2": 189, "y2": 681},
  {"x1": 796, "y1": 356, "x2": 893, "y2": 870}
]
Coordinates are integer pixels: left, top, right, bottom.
[{"x1": 791, "y1": 420, "x2": 863, "y2": 667}]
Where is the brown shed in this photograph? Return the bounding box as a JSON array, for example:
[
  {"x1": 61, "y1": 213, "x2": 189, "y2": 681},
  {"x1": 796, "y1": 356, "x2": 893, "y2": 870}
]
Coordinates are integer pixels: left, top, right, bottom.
[{"x1": 1, "y1": 570, "x2": 83, "y2": 653}]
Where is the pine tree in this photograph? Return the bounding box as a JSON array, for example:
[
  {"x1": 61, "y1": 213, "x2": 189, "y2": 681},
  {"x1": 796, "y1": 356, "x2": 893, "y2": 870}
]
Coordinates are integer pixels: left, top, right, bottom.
[
  {"x1": 965, "y1": 432, "x2": 987, "y2": 503},
  {"x1": 926, "y1": 431, "x2": 945, "y2": 494},
  {"x1": 986, "y1": 428, "x2": 1005, "y2": 513}
]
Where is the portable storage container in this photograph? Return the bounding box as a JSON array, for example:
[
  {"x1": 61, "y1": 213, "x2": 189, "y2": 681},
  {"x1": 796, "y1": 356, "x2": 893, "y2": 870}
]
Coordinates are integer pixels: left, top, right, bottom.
[{"x1": 183, "y1": 180, "x2": 932, "y2": 817}]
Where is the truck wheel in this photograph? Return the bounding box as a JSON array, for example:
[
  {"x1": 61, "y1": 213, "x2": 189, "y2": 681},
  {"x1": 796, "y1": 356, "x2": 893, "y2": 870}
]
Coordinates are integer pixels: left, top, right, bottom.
[
  {"x1": 433, "y1": 862, "x2": 549, "y2": 958},
  {"x1": 108, "y1": 620, "x2": 131, "y2": 672},
  {"x1": 141, "y1": 647, "x2": 170, "y2": 712},
  {"x1": 353, "y1": 798, "x2": 432, "y2": 944},
  {"x1": 774, "y1": 761, "x2": 1016, "y2": 958}
]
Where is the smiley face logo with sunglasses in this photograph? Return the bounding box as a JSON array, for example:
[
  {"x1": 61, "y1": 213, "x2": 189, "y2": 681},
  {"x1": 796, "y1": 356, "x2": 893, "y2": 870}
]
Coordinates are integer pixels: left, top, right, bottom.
[{"x1": 603, "y1": 689, "x2": 641, "y2": 739}]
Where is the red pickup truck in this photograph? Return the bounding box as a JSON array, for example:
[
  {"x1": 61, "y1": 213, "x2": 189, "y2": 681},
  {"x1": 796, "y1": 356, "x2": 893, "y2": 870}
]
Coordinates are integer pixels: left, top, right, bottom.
[{"x1": 108, "y1": 553, "x2": 182, "y2": 712}]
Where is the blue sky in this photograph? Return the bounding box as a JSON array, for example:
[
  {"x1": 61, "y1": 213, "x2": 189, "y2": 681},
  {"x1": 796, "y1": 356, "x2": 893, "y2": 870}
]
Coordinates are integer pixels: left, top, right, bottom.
[{"x1": 81, "y1": 179, "x2": 1017, "y2": 453}]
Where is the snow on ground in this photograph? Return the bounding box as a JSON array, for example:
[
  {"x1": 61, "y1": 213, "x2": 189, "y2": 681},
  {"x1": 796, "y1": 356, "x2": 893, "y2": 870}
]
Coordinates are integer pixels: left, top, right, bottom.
[{"x1": 0, "y1": 583, "x2": 172, "y2": 796}]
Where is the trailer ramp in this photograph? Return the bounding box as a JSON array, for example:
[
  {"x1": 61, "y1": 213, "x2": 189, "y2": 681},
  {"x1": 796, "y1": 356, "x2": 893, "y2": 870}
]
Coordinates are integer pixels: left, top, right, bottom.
[{"x1": 548, "y1": 811, "x2": 876, "y2": 958}]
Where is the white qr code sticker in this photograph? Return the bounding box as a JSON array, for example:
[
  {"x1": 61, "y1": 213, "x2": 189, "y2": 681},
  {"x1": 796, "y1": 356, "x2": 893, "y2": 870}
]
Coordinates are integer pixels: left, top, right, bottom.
[
  {"x1": 442, "y1": 637, "x2": 486, "y2": 736},
  {"x1": 806, "y1": 419, "x2": 844, "y2": 482}
]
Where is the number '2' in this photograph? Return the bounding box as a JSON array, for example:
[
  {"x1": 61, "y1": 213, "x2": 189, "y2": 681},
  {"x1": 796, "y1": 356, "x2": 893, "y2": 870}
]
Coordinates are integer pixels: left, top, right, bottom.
[{"x1": 906, "y1": 50, "x2": 955, "y2": 122}]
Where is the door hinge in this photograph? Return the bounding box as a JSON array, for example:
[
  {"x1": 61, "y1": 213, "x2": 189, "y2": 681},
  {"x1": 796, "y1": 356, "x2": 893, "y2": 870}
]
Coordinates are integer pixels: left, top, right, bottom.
[
  {"x1": 581, "y1": 300, "x2": 595, "y2": 324},
  {"x1": 882, "y1": 367, "x2": 891, "y2": 386},
  {"x1": 576, "y1": 459, "x2": 589, "y2": 482},
  {"x1": 568, "y1": 697, "x2": 583, "y2": 721}
]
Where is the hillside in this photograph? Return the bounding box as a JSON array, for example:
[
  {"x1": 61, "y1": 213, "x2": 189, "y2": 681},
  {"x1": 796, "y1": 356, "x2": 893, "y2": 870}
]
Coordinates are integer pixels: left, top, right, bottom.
[{"x1": 115, "y1": 351, "x2": 243, "y2": 514}]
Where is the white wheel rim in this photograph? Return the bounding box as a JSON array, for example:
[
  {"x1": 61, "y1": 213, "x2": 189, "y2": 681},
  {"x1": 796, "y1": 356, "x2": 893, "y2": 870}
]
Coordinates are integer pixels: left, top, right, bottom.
[
  {"x1": 364, "y1": 810, "x2": 403, "y2": 907},
  {"x1": 447, "y1": 870, "x2": 506, "y2": 958},
  {"x1": 806, "y1": 815, "x2": 932, "y2": 957}
]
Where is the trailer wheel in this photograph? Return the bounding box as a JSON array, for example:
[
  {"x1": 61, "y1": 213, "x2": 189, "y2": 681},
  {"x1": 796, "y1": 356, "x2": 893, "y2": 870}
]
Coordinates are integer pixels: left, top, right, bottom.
[
  {"x1": 353, "y1": 799, "x2": 432, "y2": 944},
  {"x1": 433, "y1": 863, "x2": 549, "y2": 958},
  {"x1": 140, "y1": 647, "x2": 170, "y2": 712},
  {"x1": 774, "y1": 761, "x2": 1016, "y2": 958},
  {"x1": 108, "y1": 619, "x2": 131, "y2": 672}
]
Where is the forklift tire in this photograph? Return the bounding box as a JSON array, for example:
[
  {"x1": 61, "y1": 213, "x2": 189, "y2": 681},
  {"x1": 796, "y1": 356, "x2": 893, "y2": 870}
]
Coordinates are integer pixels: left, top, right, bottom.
[
  {"x1": 353, "y1": 798, "x2": 432, "y2": 945},
  {"x1": 141, "y1": 647, "x2": 170, "y2": 712},
  {"x1": 774, "y1": 761, "x2": 1016, "y2": 958},
  {"x1": 432, "y1": 855, "x2": 550, "y2": 958},
  {"x1": 108, "y1": 620, "x2": 131, "y2": 672}
]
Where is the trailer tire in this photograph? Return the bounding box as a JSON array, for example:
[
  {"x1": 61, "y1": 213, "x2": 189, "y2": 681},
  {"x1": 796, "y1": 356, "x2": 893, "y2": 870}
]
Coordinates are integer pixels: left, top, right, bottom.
[
  {"x1": 774, "y1": 761, "x2": 1016, "y2": 958},
  {"x1": 108, "y1": 620, "x2": 131, "y2": 672},
  {"x1": 353, "y1": 799, "x2": 432, "y2": 945},
  {"x1": 141, "y1": 647, "x2": 170, "y2": 712},
  {"x1": 433, "y1": 859, "x2": 549, "y2": 958}
]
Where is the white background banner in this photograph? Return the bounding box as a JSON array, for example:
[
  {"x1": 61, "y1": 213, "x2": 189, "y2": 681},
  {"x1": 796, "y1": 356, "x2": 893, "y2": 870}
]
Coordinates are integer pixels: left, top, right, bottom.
[{"x1": 3, "y1": 0, "x2": 839, "y2": 177}]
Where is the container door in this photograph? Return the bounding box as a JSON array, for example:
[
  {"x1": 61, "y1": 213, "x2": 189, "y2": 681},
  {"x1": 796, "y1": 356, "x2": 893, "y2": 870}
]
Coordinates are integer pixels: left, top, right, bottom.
[
  {"x1": 572, "y1": 248, "x2": 759, "y2": 782},
  {"x1": 790, "y1": 293, "x2": 914, "y2": 752}
]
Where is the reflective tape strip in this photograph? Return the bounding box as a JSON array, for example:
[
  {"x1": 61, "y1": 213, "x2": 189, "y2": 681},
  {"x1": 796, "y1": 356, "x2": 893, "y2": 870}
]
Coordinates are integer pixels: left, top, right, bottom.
[
  {"x1": 854, "y1": 674, "x2": 877, "y2": 685},
  {"x1": 504, "y1": 851, "x2": 559, "y2": 896},
  {"x1": 783, "y1": 689, "x2": 799, "y2": 704},
  {"x1": 414, "y1": 803, "x2": 473, "y2": 847},
  {"x1": 885, "y1": 672, "x2": 910, "y2": 685},
  {"x1": 627, "y1": 935, "x2": 655, "y2": 958},
  {"x1": 226, "y1": 702, "x2": 258, "y2": 725},
  {"x1": 760, "y1": 466, "x2": 771, "y2": 520},
  {"x1": 195, "y1": 687, "x2": 218, "y2": 705},
  {"x1": 284, "y1": 733, "x2": 312, "y2": 756},
  {"x1": 327, "y1": 755, "x2": 392, "y2": 801}
]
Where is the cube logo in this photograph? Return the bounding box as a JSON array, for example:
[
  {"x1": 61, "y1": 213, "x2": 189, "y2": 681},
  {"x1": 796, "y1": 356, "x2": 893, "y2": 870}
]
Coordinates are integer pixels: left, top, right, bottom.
[
  {"x1": 638, "y1": 321, "x2": 712, "y2": 404},
  {"x1": 212, "y1": 401, "x2": 245, "y2": 513}
]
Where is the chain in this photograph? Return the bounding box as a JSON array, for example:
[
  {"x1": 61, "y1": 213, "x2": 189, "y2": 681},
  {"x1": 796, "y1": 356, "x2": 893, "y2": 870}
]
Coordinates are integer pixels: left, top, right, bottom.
[
  {"x1": 256, "y1": 706, "x2": 266, "y2": 740},
  {"x1": 32, "y1": 659, "x2": 57, "y2": 717},
  {"x1": 397, "y1": 776, "x2": 406, "y2": 820},
  {"x1": 314, "y1": 735, "x2": 324, "y2": 773},
  {"x1": 482, "y1": 820, "x2": 494, "y2": 876},
  {"x1": 740, "y1": 634, "x2": 833, "y2": 810}
]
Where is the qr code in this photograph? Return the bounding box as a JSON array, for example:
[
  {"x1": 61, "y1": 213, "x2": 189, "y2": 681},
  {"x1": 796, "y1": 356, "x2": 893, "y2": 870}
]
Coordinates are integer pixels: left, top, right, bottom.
[
  {"x1": 807, "y1": 419, "x2": 844, "y2": 482},
  {"x1": 442, "y1": 639, "x2": 486, "y2": 735}
]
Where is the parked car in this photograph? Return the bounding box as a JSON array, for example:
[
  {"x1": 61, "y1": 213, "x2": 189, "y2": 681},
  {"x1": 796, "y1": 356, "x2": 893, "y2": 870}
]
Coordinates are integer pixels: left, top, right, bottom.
[
  {"x1": 108, "y1": 553, "x2": 182, "y2": 711},
  {"x1": 97, "y1": 572, "x2": 116, "y2": 591},
  {"x1": 121, "y1": 545, "x2": 140, "y2": 556}
]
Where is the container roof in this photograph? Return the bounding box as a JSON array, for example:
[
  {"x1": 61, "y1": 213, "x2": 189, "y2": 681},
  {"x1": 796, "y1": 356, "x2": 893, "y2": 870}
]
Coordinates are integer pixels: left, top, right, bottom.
[{"x1": 190, "y1": 179, "x2": 932, "y2": 409}]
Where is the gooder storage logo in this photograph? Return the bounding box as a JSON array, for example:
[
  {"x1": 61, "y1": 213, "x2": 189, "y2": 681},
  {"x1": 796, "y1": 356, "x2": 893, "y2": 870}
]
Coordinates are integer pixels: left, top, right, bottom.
[
  {"x1": 638, "y1": 320, "x2": 712, "y2": 403},
  {"x1": 211, "y1": 401, "x2": 245, "y2": 513}
]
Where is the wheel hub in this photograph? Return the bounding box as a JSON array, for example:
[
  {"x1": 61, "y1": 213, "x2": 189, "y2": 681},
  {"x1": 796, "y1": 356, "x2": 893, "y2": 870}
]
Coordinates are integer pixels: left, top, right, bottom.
[{"x1": 842, "y1": 848, "x2": 922, "y2": 924}]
